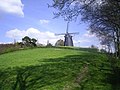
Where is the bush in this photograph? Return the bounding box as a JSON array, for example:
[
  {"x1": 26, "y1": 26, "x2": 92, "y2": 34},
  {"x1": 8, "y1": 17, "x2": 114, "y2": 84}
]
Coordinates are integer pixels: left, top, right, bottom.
[{"x1": 0, "y1": 44, "x2": 20, "y2": 54}]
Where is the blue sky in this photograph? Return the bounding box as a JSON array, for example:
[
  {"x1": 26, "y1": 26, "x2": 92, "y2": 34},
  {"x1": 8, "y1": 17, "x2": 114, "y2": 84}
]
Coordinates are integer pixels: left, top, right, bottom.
[{"x1": 0, "y1": 0, "x2": 100, "y2": 47}]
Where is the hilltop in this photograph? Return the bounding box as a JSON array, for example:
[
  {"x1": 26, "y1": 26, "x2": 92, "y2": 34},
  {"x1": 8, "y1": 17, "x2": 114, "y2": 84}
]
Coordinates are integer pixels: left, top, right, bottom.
[{"x1": 0, "y1": 47, "x2": 117, "y2": 90}]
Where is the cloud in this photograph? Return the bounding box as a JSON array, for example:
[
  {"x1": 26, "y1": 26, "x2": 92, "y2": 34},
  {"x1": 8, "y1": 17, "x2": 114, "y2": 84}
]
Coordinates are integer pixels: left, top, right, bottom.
[
  {"x1": 83, "y1": 31, "x2": 95, "y2": 38},
  {"x1": 73, "y1": 30, "x2": 98, "y2": 47},
  {"x1": 6, "y1": 28, "x2": 63, "y2": 45},
  {"x1": 74, "y1": 39, "x2": 91, "y2": 44},
  {"x1": 5, "y1": 28, "x2": 99, "y2": 47},
  {"x1": 73, "y1": 31, "x2": 95, "y2": 45},
  {"x1": 0, "y1": 42, "x2": 12, "y2": 44},
  {"x1": 73, "y1": 39, "x2": 91, "y2": 47},
  {"x1": 0, "y1": 0, "x2": 24, "y2": 17},
  {"x1": 6, "y1": 29, "x2": 25, "y2": 38},
  {"x1": 39, "y1": 19, "x2": 50, "y2": 24}
]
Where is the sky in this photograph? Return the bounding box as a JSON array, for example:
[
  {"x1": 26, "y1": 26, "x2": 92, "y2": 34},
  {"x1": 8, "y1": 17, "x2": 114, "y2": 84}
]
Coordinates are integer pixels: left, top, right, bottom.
[{"x1": 0, "y1": 0, "x2": 100, "y2": 47}]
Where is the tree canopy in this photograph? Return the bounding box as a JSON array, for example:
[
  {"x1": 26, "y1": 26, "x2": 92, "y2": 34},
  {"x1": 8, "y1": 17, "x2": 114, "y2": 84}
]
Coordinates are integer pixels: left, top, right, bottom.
[
  {"x1": 51, "y1": 0, "x2": 120, "y2": 58},
  {"x1": 22, "y1": 36, "x2": 37, "y2": 47}
]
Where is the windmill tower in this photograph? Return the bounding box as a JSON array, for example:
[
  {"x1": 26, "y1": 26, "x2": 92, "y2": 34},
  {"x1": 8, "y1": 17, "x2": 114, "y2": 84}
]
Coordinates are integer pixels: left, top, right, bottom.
[{"x1": 55, "y1": 22, "x2": 79, "y2": 46}]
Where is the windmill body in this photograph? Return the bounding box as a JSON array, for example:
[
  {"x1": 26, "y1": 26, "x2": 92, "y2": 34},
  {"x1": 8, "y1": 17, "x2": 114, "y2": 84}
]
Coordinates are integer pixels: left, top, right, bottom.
[
  {"x1": 55, "y1": 22, "x2": 79, "y2": 46},
  {"x1": 64, "y1": 33, "x2": 73, "y2": 46}
]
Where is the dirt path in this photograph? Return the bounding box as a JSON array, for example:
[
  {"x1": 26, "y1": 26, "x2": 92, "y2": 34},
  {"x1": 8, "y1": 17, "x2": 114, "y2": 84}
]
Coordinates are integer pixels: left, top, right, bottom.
[{"x1": 64, "y1": 64, "x2": 89, "y2": 90}]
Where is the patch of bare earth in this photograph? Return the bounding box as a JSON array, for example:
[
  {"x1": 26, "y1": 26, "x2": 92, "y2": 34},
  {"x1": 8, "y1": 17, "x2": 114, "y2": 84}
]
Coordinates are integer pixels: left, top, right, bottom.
[{"x1": 64, "y1": 64, "x2": 89, "y2": 90}]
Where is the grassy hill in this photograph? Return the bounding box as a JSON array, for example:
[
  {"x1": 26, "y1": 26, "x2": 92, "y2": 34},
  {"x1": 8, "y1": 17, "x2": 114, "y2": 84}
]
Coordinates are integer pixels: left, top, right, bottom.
[{"x1": 0, "y1": 47, "x2": 115, "y2": 90}]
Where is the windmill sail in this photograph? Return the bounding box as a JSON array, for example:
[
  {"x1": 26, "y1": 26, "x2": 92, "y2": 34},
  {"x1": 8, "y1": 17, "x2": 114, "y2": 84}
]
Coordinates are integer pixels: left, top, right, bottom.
[
  {"x1": 55, "y1": 22, "x2": 79, "y2": 46},
  {"x1": 66, "y1": 22, "x2": 69, "y2": 33}
]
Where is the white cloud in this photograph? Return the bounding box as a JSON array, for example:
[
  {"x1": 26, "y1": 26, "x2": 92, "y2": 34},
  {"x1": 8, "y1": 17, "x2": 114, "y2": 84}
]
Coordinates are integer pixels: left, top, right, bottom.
[
  {"x1": 72, "y1": 30, "x2": 99, "y2": 47},
  {"x1": 5, "y1": 28, "x2": 99, "y2": 47},
  {"x1": 0, "y1": 42, "x2": 12, "y2": 44},
  {"x1": 39, "y1": 19, "x2": 50, "y2": 24},
  {"x1": 0, "y1": 42, "x2": 6, "y2": 44},
  {"x1": 83, "y1": 31, "x2": 95, "y2": 38},
  {"x1": 73, "y1": 39, "x2": 91, "y2": 44},
  {"x1": 0, "y1": 0, "x2": 24, "y2": 17},
  {"x1": 6, "y1": 28, "x2": 64, "y2": 45},
  {"x1": 73, "y1": 39, "x2": 91, "y2": 47},
  {"x1": 73, "y1": 31, "x2": 95, "y2": 44}
]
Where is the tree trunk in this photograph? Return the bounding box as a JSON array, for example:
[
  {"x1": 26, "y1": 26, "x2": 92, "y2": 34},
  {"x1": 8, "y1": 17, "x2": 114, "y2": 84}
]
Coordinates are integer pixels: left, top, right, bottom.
[{"x1": 116, "y1": 29, "x2": 120, "y2": 59}]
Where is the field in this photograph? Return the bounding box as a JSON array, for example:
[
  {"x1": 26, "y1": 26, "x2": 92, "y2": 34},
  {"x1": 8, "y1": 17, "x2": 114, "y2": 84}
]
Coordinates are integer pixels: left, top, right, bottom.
[{"x1": 0, "y1": 47, "x2": 116, "y2": 90}]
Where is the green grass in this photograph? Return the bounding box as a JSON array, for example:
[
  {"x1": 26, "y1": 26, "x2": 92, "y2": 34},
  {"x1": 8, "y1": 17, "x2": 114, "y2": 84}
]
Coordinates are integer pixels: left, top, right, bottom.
[
  {"x1": 0, "y1": 48, "x2": 81, "y2": 69},
  {"x1": 0, "y1": 47, "x2": 115, "y2": 90}
]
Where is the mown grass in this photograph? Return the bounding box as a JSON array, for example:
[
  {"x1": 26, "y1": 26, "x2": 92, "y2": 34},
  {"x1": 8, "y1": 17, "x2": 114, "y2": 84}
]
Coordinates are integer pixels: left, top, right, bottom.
[
  {"x1": 0, "y1": 47, "x2": 116, "y2": 90},
  {"x1": 0, "y1": 48, "x2": 81, "y2": 69}
]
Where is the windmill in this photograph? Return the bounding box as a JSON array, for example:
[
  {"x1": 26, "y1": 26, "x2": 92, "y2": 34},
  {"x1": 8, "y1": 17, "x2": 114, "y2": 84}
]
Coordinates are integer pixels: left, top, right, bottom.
[{"x1": 55, "y1": 22, "x2": 79, "y2": 46}]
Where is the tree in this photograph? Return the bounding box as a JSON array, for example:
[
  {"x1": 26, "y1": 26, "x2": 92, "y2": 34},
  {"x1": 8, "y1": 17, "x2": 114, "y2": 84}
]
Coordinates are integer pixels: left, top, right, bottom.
[
  {"x1": 31, "y1": 38, "x2": 37, "y2": 47},
  {"x1": 55, "y1": 39, "x2": 64, "y2": 46},
  {"x1": 84, "y1": 0, "x2": 120, "y2": 58},
  {"x1": 51, "y1": 0, "x2": 120, "y2": 58},
  {"x1": 22, "y1": 36, "x2": 31, "y2": 47},
  {"x1": 22, "y1": 36, "x2": 37, "y2": 47}
]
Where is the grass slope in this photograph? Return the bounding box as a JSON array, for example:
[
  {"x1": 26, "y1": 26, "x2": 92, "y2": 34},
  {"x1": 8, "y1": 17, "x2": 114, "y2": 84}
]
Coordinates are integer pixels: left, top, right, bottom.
[
  {"x1": 0, "y1": 48, "x2": 81, "y2": 68},
  {"x1": 0, "y1": 48, "x2": 113, "y2": 90}
]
